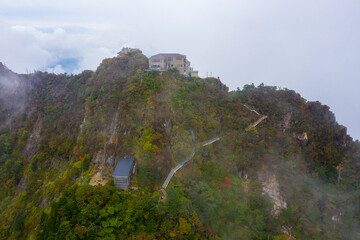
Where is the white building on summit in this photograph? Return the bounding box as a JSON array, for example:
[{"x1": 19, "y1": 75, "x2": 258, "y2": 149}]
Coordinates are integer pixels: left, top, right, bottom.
[{"x1": 148, "y1": 53, "x2": 198, "y2": 77}]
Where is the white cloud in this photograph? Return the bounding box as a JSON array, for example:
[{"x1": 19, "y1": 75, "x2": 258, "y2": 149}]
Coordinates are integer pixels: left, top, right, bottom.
[
  {"x1": 46, "y1": 64, "x2": 65, "y2": 74},
  {"x1": 0, "y1": 22, "x2": 120, "y2": 73},
  {"x1": 75, "y1": 47, "x2": 113, "y2": 72}
]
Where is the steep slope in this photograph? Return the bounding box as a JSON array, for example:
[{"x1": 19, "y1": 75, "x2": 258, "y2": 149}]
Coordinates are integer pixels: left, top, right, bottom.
[{"x1": 0, "y1": 51, "x2": 359, "y2": 239}]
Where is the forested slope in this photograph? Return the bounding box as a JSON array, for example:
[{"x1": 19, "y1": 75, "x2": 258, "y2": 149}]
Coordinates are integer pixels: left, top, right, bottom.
[{"x1": 0, "y1": 51, "x2": 359, "y2": 239}]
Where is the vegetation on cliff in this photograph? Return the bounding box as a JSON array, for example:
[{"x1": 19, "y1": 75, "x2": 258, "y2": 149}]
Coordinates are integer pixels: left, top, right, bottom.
[{"x1": 0, "y1": 51, "x2": 359, "y2": 239}]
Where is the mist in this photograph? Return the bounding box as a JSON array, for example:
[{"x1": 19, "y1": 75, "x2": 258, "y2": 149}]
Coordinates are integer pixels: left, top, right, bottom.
[{"x1": 0, "y1": 63, "x2": 31, "y2": 130}]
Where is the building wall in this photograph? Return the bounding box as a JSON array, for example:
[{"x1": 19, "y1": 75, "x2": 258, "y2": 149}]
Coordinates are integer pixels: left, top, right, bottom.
[
  {"x1": 149, "y1": 58, "x2": 164, "y2": 70},
  {"x1": 114, "y1": 176, "x2": 129, "y2": 190},
  {"x1": 149, "y1": 55, "x2": 191, "y2": 75},
  {"x1": 191, "y1": 70, "x2": 199, "y2": 77}
]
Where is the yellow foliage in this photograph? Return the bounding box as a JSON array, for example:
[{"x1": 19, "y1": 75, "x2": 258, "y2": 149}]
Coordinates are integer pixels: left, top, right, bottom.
[
  {"x1": 178, "y1": 217, "x2": 191, "y2": 235},
  {"x1": 273, "y1": 235, "x2": 288, "y2": 240},
  {"x1": 169, "y1": 230, "x2": 177, "y2": 237}
]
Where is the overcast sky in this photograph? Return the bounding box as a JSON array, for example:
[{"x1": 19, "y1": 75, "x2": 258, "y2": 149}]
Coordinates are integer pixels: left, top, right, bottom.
[{"x1": 0, "y1": 0, "x2": 359, "y2": 140}]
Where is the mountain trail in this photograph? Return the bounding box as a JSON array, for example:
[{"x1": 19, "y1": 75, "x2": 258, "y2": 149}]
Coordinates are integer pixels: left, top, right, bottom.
[{"x1": 160, "y1": 106, "x2": 267, "y2": 200}]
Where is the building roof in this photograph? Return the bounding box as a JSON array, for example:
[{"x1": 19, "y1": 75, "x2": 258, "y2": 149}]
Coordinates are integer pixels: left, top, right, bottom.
[
  {"x1": 113, "y1": 157, "x2": 135, "y2": 177},
  {"x1": 149, "y1": 53, "x2": 186, "y2": 59}
]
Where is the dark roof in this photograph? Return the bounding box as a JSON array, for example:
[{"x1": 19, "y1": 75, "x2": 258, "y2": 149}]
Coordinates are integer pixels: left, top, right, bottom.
[
  {"x1": 113, "y1": 157, "x2": 135, "y2": 177},
  {"x1": 149, "y1": 53, "x2": 186, "y2": 59}
]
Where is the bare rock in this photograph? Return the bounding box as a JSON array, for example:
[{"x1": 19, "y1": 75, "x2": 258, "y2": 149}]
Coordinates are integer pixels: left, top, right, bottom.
[
  {"x1": 89, "y1": 172, "x2": 108, "y2": 186},
  {"x1": 24, "y1": 116, "x2": 42, "y2": 162},
  {"x1": 258, "y1": 170, "x2": 287, "y2": 215},
  {"x1": 281, "y1": 112, "x2": 292, "y2": 132},
  {"x1": 281, "y1": 226, "x2": 296, "y2": 240},
  {"x1": 38, "y1": 197, "x2": 48, "y2": 207},
  {"x1": 16, "y1": 176, "x2": 28, "y2": 196},
  {"x1": 164, "y1": 119, "x2": 172, "y2": 135},
  {"x1": 294, "y1": 132, "x2": 308, "y2": 146}
]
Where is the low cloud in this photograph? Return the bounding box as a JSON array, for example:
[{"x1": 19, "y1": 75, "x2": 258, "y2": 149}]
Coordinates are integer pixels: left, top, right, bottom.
[
  {"x1": 46, "y1": 64, "x2": 65, "y2": 74},
  {"x1": 0, "y1": 22, "x2": 117, "y2": 74}
]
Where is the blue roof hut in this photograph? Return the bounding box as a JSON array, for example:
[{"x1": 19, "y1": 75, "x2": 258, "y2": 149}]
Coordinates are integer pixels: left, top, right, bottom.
[{"x1": 112, "y1": 157, "x2": 136, "y2": 190}]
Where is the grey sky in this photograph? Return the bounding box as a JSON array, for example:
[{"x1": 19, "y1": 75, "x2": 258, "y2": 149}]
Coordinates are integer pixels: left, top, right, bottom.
[{"x1": 0, "y1": 0, "x2": 359, "y2": 140}]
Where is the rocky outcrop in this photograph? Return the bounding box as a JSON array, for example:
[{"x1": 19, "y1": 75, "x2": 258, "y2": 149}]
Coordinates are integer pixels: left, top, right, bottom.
[
  {"x1": 24, "y1": 116, "x2": 42, "y2": 162},
  {"x1": 94, "y1": 151, "x2": 116, "y2": 168},
  {"x1": 38, "y1": 197, "x2": 48, "y2": 208},
  {"x1": 190, "y1": 129, "x2": 196, "y2": 142},
  {"x1": 336, "y1": 163, "x2": 343, "y2": 184},
  {"x1": 164, "y1": 119, "x2": 172, "y2": 135},
  {"x1": 257, "y1": 170, "x2": 287, "y2": 215},
  {"x1": 281, "y1": 112, "x2": 292, "y2": 132},
  {"x1": 92, "y1": 109, "x2": 121, "y2": 176},
  {"x1": 79, "y1": 105, "x2": 89, "y2": 135},
  {"x1": 16, "y1": 176, "x2": 28, "y2": 196},
  {"x1": 281, "y1": 226, "x2": 296, "y2": 240},
  {"x1": 89, "y1": 172, "x2": 108, "y2": 186},
  {"x1": 331, "y1": 211, "x2": 342, "y2": 222},
  {"x1": 238, "y1": 170, "x2": 248, "y2": 180},
  {"x1": 293, "y1": 132, "x2": 308, "y2": 146},
  {"x1": 117, "y1": 47, "x2": 142, "y2": 57}
]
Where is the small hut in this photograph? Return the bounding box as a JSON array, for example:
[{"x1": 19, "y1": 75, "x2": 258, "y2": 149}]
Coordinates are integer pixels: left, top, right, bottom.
[{"x1": 113, "y1": 157, "x2": 136, "y2": 190}]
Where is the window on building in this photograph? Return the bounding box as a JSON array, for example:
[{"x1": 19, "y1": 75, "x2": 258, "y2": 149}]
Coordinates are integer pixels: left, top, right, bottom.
[
  {"x1": 152, "y1": 59, "x2": 160, "y2": 62},
  {"x1": 168, "y1": 57, "x2": 172, "y2": 61}
]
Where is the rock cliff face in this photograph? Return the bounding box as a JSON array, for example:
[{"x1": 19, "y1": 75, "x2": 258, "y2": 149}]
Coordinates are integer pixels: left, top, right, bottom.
[
  {"x1": 15, "y1": 176, "x2": 28, "y2": 196},
  {"x1": 24, "y1": 115, "x2": 42, "y2": 161},
  {"x1": 257, "y1": 170, "x2": 287, "y2": 215},
  {"x1": 93, "y1": 111, "x2": 120, "y2": 175},
  {"x1": 281, "y1": 112, "x2": 292, "y2": 132},
  {"x1": 294, "y1": 132, "x2": 308, "y2": 145}
]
